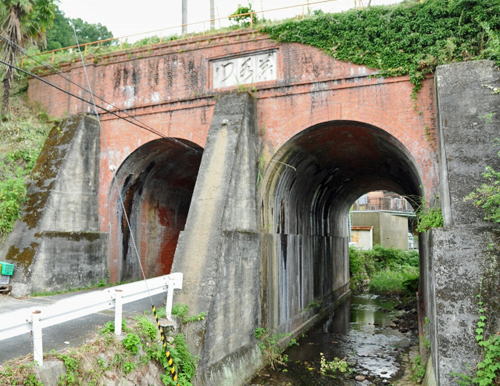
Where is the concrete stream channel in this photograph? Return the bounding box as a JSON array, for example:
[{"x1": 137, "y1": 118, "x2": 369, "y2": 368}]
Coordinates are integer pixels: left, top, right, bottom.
[{"x1": 250, "y1": 294, "x2": 419, "y2": 386}]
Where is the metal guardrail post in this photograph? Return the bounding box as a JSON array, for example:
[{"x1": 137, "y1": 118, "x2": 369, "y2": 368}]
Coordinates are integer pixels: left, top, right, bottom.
[
  {"x1": 165, "y1": 273, "x2": 183, "y2": 321},
  {"x1": 32, "y1": 310, "x2": 43, "y2": 366},
  {"x1": 0, "y1": 273, "x2": 184, "y2": 366},
  {"x1": 114, "y1": 289, "x2": 123, "y2": 335}
]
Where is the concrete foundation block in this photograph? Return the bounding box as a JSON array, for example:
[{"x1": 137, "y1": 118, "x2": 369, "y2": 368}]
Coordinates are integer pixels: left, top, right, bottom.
[{"x1": 34, "y1": 361, "x2": 66, "y2": 386}]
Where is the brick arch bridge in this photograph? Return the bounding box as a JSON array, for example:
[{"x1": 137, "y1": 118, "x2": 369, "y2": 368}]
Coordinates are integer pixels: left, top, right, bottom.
[{"x1": 5, "y1": 30, "x2": 499, "y2": 386}]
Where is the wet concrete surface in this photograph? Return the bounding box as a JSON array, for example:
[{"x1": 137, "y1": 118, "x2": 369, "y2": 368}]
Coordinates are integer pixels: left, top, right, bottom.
[{"x1": 250, "y1": 294, "x2": 418, "y2": 385}]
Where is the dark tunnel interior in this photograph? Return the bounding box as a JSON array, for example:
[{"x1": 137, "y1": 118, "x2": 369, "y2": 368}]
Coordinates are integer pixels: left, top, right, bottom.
[
  {"x1": 262, "y1": 120, "x2": 423, "y2": 237},
  {"x1": 261, "y1": 120, "x2": 423, "y2": 331},
  {"x1": 110, "y1": 138, "x2": 203, "y2": 282}
]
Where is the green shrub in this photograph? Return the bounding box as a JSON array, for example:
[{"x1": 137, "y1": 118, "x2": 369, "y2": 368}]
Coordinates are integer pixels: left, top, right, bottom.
[
  {"x1": 465, "y1": 143, "x2": 500, "y2": 225},
  {"x1": 349, "y1": 246, "x2": 365, "y2": 276},
  {"x1": 171, "y1": 304, "x2": 188, "y2": 318},
  {"x1": 416, "y1": 206, "x2": 444, "y2": 233},
  {"x1": 369, "y1": 267, "x2": 419, "y2": 295},
  {"x1": 136, "y1": 316, "x2": 157, "y2": 341},
  {"x1": 402, "y1": 275, "x2": 420, "y2": 297},
  {"x1": 230, "y1": 3, "x2": 259, "y2": 27},
  {"x1": 0, "y1": 174, "x2": 26, "y2": 239},
  {"x1": 349, "y1": 245, "x2": 420, "y2": 294},
  {"x1": 159, "y1": 333, "x2": 197, "y2": 386},
  {"x1": 122, "y1": 333, "x2": 141, "y2": 355},
  {"x1": 349, "y1": 246, "x2": 374, "y2": 293},
  {"x1": 365, "y1": 245, "x2": 419, "y2": 269},
  {"x1": 254, "y1": 328, "x2": 291, "y2": 370}
]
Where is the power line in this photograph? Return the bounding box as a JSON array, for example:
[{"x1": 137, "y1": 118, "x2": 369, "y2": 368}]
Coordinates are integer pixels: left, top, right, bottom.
[
  {"x1": 0, "y1": 35, "x2": 159, "y2": 138},
  {"x1": 71, "y1": 23, "x2": 181, "y2": 384},
  {"x1": 0, "y1": 34, "x2": 202, "y2": 155}
]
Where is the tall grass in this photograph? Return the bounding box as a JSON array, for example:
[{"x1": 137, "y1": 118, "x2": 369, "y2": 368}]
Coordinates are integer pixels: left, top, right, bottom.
[
  {"x1": 349, "y1": 245, "x2": 419, "y2": 295},
  {"x1": 369, "y1": 266, "x2": 419, "y2": 295}
]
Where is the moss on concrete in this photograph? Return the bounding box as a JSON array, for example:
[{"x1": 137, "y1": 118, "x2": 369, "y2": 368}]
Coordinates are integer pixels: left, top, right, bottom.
[
  {"x1": 23, "y1": 121, "x2": 78, "y2": 230},
  {"x1": 5, "y1": 243, "x2": 39, "y2": 274}
]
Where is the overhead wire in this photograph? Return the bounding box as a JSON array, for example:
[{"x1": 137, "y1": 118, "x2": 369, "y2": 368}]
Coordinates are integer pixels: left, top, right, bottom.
[
  {"x1": 0, "y1": 33, "x2": 201, "y2": 155},
  {"x1": 0, "y1": 34, "x2": 163, "y2": 137},
  {"x1": 69, "y1": 24, "x2": 181, "y2": 384},
  {"x1": 0, "y1": 56, "x2": 173, "y2": 146},
  {"x1": 69, "y1": 21, "x2": 152, "y2": 292},
  {"x1": 0, "y1": 31, "x2": 187, "y2": 383}
]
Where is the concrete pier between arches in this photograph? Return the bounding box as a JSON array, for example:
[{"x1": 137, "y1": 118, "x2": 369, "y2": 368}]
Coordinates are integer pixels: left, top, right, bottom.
[{"x1": 171, "y1": 92, "x2": 263, "y2": 385}]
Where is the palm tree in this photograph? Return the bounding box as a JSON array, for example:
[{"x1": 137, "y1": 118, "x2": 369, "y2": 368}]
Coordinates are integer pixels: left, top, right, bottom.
[{"x1": 0, "y1": 0, "x2": 54, "y2": 118}]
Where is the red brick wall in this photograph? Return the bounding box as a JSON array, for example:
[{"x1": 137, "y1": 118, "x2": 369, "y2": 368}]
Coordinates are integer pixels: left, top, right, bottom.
[{"x1": 28, "y1": 30, "x2": 438, "y2": 274}]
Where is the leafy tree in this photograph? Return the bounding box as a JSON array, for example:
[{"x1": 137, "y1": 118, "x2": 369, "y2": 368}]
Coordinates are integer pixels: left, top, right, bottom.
[
  {"x1": 45, "y1": 6, "x2": 113, "y2": 50},
  {"x1": 45, "y1": 5, "x2": 72, "y2": 50},
  {"x1": 70, "y1": 17, "x2": 113, "y2": 45},
  {"x1": 0, "y1": 0, "x2": 55, "y2": 118}
]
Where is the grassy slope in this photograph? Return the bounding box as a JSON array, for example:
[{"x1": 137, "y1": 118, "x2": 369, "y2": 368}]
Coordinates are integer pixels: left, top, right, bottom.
[{"x1": 0, "y1": 80, "x2": 58, "y2": 241}]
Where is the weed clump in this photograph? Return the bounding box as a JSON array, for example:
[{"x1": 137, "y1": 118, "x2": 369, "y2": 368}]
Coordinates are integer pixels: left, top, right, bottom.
[
  {"x1": 349, "y1": 245, "x2": 419, "y2": 295},
  {"x1": 0, "y1": 315, "x2": 198, "y2": 386}
]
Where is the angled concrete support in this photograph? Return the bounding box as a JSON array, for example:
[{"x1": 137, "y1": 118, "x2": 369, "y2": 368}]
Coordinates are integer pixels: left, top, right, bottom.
[
  {"x1": 172, "y1": 92, "x2": 262, "y2": 385},
  {"x1": 0, "y1": 116, "x2": 107, "y2": 297},
  {"x1": 429, "y1": 60, "x2": 500, "y2": 386}
]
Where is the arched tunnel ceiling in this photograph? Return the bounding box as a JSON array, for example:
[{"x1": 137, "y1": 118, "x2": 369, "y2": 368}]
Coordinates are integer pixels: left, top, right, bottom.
[
  {"x1": 115, "y1": 139, "x2": 202, "y2": 187},
  {"x1": 263, "y1": 121, "x2": 423, "y2": 236}
]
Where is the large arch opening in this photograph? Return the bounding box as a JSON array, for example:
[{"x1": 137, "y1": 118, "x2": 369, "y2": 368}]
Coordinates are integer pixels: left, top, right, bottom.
[
  {"x1": 108, "y1": 138, "x2": 203, "y2": 282},
  {"x1": 261, "y1": 120, "x2": 423, "y2": 333}
]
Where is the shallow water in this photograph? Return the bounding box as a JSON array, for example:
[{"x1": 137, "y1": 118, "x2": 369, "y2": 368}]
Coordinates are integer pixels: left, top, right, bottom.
[{"x1": 250, "y1": 294, "x2": 417, "y2": 385}]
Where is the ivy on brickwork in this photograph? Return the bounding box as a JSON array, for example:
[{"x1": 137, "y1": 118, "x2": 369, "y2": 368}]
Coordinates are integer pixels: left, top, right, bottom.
[{"x1": 261, "y1": 0, "x2": 500, "y2": 96}]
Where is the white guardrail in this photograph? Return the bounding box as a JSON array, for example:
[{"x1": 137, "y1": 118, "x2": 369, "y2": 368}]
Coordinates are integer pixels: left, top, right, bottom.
[{"x1": 0, "y1": 273, "x2": 183, "y2": 366}]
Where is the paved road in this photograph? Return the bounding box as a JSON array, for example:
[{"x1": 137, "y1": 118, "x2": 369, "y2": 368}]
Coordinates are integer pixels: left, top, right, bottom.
[{"x1": 0, "y1": 291, "x2": 166, "y2": 365}]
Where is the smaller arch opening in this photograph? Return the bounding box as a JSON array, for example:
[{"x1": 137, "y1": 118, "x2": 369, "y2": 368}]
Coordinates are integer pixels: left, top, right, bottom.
[{"x1": 108, "y1": 138, "x2": 202, "y2": 282}]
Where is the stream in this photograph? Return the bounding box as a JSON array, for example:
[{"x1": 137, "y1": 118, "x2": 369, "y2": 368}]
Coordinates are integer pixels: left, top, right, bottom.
[{"x1": 250, "y1": 294, "x2": 418, "y2": 385}]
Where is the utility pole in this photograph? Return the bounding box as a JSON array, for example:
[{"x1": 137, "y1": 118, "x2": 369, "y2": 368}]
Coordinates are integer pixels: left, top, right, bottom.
[
  {"x1": 210, "y1": 0, "x2": 215, "y2": 29},
  {"x1": 182, "y1": 0, "x2": 188, "y2": 34}
]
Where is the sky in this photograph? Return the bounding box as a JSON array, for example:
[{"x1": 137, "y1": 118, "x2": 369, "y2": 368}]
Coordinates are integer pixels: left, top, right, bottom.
[{"x1": 57, "y1": 0, "x2": 404, "y2": 43}]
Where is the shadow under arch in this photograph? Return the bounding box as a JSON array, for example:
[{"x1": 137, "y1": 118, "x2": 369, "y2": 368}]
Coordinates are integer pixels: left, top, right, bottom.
[
  {"x1": 107, "y1": 138, "x2": 203, "y2": 283},
  {"x1": 260, "y1": 120, "x2": 423, "y2": 333}
]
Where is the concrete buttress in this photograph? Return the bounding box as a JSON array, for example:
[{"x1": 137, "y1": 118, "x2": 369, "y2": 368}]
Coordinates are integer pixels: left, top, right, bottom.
[
  {"x1": 0, "y1": 116, "x2": 107, "y2": 297},
  {"x1": 426, "y1": 60, "x2": 500, "y2": 386},
  {"x1": 171, "y1": 92, "x2": 263, "y2": 385}
]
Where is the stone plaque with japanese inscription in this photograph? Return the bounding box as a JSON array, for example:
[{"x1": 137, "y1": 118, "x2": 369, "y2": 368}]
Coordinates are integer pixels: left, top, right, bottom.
[{"x1": 212, "y1": 50, "x2": 277, "y2": 89}]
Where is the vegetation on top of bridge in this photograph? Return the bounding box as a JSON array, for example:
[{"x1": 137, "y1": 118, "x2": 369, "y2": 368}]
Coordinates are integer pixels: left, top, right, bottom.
[
  {"x1": 262, "y1": 0, "x2": 500, "y2": 97},
  {"x1": 21, "y1": 0, "x2": 500, "y2": 100}
]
